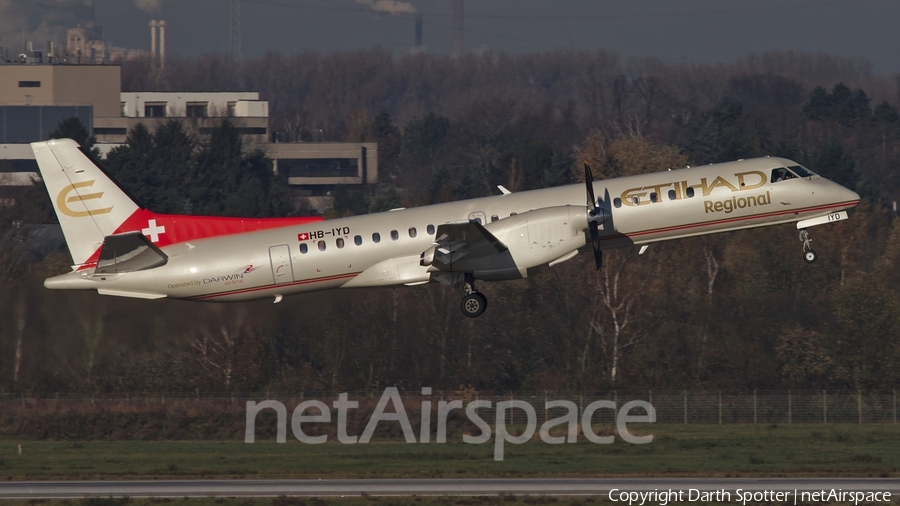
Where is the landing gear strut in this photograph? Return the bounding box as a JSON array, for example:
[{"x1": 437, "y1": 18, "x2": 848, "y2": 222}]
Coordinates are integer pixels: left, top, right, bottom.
[
  {"x1": 460, "y1": 273, "x2": 487, "y2": 318},
  {"x1": 800, "y1": 228, "x2": 817, "y2": 263}
]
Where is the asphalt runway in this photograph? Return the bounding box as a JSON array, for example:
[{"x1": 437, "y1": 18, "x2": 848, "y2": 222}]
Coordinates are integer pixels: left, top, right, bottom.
[{"x1": 1, "y1": 478, "x2": 899, "y2": 499}]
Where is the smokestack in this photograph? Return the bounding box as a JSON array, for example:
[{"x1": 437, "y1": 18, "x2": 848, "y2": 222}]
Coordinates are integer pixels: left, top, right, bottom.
[
  {"x1": 415, "y1": 14, "x2": 422, "y2": 48},
  {"x1": 158, "y1": 20, "x2": 166, "y2": 69},
  {"x1": 452, "y1": 0, "x2": 463, "y2": 56},
  {"x1": 47, "y1": 41, "x2": 54, "y2": 63},
  {"x1": 149, "y1": 20, "x2": 157, "y2": 63}
]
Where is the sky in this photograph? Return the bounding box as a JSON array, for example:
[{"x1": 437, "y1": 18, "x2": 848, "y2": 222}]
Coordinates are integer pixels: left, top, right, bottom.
[{"x1": 3, "y1": 0, "x2": 900, "y2": 75}]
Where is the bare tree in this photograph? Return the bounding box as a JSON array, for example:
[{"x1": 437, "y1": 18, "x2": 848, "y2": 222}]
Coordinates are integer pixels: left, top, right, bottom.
[
  {"x1": 588, "y1": 250, "x2": 646, "y2": 383},
  {"x1": 696, "y1": 237, "x2": 721, "y2": 376},
  {"x1": 12, "y1": 298, "x2": 25, "y2": 386},
  {"x1": 75, "y1": 300, "x2": 106, "y2": 385},
  {"x1": 192, "y1": 305, "x2": 247, "y2": 390}
]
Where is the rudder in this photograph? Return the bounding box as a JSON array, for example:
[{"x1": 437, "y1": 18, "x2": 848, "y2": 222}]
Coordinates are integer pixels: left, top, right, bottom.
[{"x1": 31, "y1": 139, "x2": 139, "y2": 267}]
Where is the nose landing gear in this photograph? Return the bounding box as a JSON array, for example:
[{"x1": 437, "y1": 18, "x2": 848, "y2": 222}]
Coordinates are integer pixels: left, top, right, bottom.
[
  {"x1": 800, "y1": 228, "x2": 817, "y2": 263},
  {"x1": 460, "y1": 274, "x2": 487, "y2": 318}
]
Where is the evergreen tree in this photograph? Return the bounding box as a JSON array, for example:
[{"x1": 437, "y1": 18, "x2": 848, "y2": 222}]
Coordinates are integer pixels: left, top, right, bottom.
[
  {"x1": 807, "y1": 139, "x2": 858, "y2": 189},
  {"x1": 49, "y1": 116, "x2": 97, "y2": 152},
  {"x1": 106, "y1": 120, "x2": 291, "y2": 217},
  {"x1": 373, "y1": 112, "x2": 401, "y2": 182},
  {"x1": 368, "y1": 185, "x2": 403, "y2": 213}
]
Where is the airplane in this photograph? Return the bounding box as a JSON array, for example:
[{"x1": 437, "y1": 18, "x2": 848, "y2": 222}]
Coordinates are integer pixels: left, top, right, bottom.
[{"x1": 31, "y1": 138, "x2": 860, "y2": 318}]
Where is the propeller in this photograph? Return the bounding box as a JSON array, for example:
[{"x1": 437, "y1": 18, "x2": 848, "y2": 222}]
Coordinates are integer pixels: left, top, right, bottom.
[{"x1": 584, "y1": 161, "x2": 611, "y2": 271}]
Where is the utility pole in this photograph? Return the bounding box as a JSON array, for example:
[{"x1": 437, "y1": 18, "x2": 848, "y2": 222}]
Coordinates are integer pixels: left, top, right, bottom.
[
  {"x1": 452, "y1": 0, "x2": 463, "y2": 56},
  {"x1": 229, "y1": 0, "x2": 242, "y2": 62}
]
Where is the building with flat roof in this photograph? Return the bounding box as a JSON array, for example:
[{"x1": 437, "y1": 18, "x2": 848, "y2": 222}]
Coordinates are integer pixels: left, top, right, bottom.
[
  {"x1": 0, "y1": 144, "x2": 40, "y2": 203},
  {"x1": 0, "y1": 65, "x2": 120, "y2": 116},
  {"x1": 94, "y1": 91, "x2": 271, "y2": 144},
  {"x1": 267, "y1": 142, "x2": 377, "y2": 211},
  {"x1": 0, "y1": 63, "x2": 377, "y2": 212}
]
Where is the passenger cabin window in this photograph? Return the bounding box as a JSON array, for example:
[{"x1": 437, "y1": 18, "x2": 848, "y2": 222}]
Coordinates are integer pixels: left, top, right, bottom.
[
  {"x1": 632, "y1": 196, "x2": 640, "y2": 206},
  {"x1": 614, "y1": 197, "x2": 622, "y2": 208},
  {"x1": 391, "y1": 230, "x2": 399, "y2": 241},
  {"x1": 409, "y1": 227, "x2": 417, "y2": 238},
  {"x1": 686, "y1": 187, "x2": 695, "y2": 198},
  {"x1": 336, "y1": 238, "x2": 345, "y2": 249},
  {"x1": 372, "y1": 232, "x2": 381, "y2": 243},
  {"x1": 427, "y1": 224, "x2": 435, "y2": 235},
  {"x1": 300, "y1": 243, "x2": 308, "y2": 254},
  {"x1": 668, "y1": 190, "x2": 676, "y2": 200},
  {"x1": 771, "y1": 168, "x2": 797, "y2": 183},
  {"x1": 354, "y1": 235, "x2": 362, "y2": 246},
  {"x1": 473, "y1": 217, "x2": 482, "y2": 225},
  {"x1": 317, "y1": 240, "x2": 326, "y2": 251},
  {"x1": 491, "y1": 215, "x2": 499, "y2": 222},
  {"x1": 650, "y1": 192, "x2": 658, "y2": 203}
]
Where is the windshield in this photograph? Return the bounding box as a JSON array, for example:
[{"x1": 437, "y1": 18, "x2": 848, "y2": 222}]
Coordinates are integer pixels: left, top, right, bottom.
[
  {"x1": 771, "y1": 167, "x2": 797, "y2": 183},
  {"x1": 787, "y1": 164, "x2": 816, "y2": 177}
]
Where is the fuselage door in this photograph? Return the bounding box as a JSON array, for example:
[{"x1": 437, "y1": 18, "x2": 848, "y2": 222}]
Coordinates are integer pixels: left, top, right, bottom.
[
  {"x1": 269, "y1": 244, "x2": 294, "y2": 285},
  {"x1": 468, "y1": 211, "x2": 487, "y2": 225}
]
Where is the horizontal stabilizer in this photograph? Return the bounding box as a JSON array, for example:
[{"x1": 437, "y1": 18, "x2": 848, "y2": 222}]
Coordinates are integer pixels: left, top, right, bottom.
[
  {"x1": 95, "y1": 232, "x2": 168, "y2": 274},
  {"x1": 97, "y1": 289, "x2": 167, "y2": 299}
]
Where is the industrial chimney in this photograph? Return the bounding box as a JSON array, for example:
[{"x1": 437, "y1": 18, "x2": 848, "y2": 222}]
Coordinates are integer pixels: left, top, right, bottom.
[
  {"x1": 452, "y1": 0, "x2": 463, "y2": 56},
  {"x1": 415, "y1": 14, "x2": 423, "y2": 48},
  {"x1": 149, "y1": 20, "x2": 157, "y2": 64},
  {"x1": 158, "y1": 20, "x2": 166, "y2": 69}
]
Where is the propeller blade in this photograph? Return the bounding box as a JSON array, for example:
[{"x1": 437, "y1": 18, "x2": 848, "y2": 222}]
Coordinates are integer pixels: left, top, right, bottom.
[
  {"x1": 589, "y1": 221, "x2": 602, "y2": 271},
  {"x1": 584, "y1": 161, "x2": 597, "y2": 213},
  {"x1": 584, "y1": 161, "x2": 604, "y2": 271}
]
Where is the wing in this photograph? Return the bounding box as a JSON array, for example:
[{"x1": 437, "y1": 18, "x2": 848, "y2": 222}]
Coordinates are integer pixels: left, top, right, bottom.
[{"x1": 428, "y1": 220, "x2": 508, "y2": 269}]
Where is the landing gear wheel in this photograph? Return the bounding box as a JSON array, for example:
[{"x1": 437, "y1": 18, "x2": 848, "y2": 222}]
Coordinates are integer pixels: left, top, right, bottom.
[
  {"x1": 799, "y1": 228, "x2": 816, "y2": 264},
  {"x1": 461, "y1": 292, "x2": 487, "y2": 318}
]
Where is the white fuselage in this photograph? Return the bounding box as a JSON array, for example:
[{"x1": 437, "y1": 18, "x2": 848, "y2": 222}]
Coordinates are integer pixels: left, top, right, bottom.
[{"x1": 45, "y1": 157, "x2": 860, "y2": 301}]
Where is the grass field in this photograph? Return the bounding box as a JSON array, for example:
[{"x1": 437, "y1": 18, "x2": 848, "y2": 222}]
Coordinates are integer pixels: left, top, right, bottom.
[{"x1": 2, "y1": 424, "x2": 900, "y2": 480}]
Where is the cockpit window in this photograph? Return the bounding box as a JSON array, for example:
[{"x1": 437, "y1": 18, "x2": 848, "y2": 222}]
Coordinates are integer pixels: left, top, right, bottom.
[
  {"x1": 787, "y1": 165, "x2": 816, "y2": 178},
  {"x1": 771, "y1": 167, "x2": 798, "y2": 183}
]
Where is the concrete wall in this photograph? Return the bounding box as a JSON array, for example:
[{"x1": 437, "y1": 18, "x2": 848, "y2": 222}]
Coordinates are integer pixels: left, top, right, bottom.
[
  {"x1": 93, "y1": 116, "x2": 268, "y2": 144},
  {"x1": 120, "y1": 92, "x2": 263, "y2": 118},
  {"x1": 0, "y1": 65, "x2": 120, "y2": 117},
  {"x1": 268, "y1": 142, "x2": 378, "y2": 185}
]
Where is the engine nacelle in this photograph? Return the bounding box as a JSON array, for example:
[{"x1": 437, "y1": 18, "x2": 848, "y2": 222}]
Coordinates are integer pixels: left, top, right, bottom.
[
  {"x1": 420, "y1": 245, "x2": 436, "y2": 267},
  {"x1": 483, "y1": 205, "x2": 587, "y2": 270}
]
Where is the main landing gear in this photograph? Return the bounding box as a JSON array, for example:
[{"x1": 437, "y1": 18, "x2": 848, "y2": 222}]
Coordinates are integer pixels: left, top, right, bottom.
[
  {"x1": 800, "y1": 228, "x2": 817, "y2": 264},
  {"x1": 460, "y1": 273, "x2": 488, "y2": 318}
]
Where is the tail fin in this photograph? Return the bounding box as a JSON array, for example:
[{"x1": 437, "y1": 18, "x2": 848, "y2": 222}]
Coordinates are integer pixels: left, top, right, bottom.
[{"x1": 31, "y1": 139, "x2": 139, "y2": 267}]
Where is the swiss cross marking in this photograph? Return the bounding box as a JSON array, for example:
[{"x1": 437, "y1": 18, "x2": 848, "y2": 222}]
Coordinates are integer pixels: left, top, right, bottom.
[
  {"x1": 142, "y1": 219, "x2": 166, "y2": 242},
  {"x1": 297, "y1": 232, "x2": 310, "y2": 241}
]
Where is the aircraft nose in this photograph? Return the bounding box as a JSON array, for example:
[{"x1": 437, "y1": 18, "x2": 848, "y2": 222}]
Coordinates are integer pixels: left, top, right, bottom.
[{"x1": 837, "y1": 184, "x2": 860, "y2": 205}]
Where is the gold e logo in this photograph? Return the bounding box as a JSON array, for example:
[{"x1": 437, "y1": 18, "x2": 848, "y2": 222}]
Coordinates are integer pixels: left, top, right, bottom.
[{"x1": 56, "y1": 180, "x2": 113, "y2": 217}]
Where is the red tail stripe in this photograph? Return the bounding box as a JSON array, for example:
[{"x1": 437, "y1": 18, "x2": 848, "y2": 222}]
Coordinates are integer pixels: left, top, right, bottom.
[{"x1": 76, "y1": 210, "x2": 324, "y2": 270}]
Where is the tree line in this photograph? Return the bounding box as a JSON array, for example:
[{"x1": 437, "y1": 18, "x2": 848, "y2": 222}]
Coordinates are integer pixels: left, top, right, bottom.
[{"x1": 1, "y1": 49, "x2": 899, "y2": 395}]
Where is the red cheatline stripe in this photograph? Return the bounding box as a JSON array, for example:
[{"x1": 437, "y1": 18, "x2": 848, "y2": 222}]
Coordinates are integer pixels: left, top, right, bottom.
[
  {"x1": 602, "y1": 200, "x2": 858, "y2": 242},
  {"x1": 187, "y1": 200, "x2": 858, "y2": 299},
  {"x1": 189, "y1": 272, "x2": 361, "y2": 300}
]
